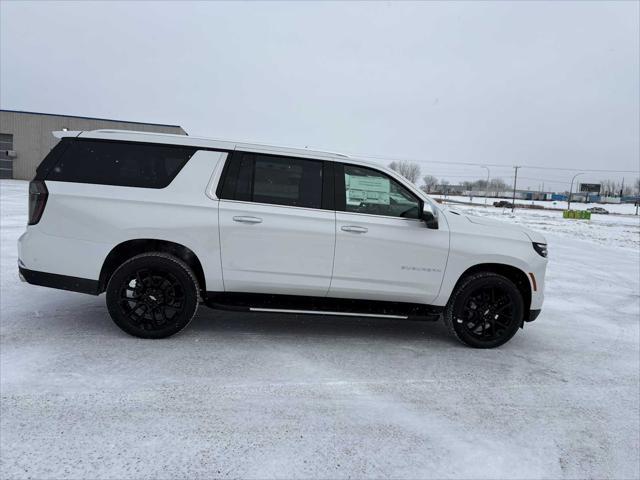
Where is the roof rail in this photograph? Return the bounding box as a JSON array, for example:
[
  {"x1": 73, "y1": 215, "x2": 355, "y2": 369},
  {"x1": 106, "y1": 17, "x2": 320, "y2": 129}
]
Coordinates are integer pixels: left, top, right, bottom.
[{"x1": 82, "y1": 129, "x2": 349, "y2": 158}]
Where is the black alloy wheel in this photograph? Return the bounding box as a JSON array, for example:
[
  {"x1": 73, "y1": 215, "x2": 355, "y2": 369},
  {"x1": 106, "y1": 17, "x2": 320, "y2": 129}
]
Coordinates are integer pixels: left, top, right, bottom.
[
  {"x1": 444, "y1": 272, "x2": 524, "y2": 348},
  {"x1": 106, "y1": 253, "x2": 199, "y2": 338}
]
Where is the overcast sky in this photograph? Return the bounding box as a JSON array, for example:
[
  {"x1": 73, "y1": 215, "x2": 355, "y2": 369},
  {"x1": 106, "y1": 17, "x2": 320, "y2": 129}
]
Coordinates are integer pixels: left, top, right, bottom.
[{"x1": 1, "y1": 1, "x2": 638, "y2": 189}]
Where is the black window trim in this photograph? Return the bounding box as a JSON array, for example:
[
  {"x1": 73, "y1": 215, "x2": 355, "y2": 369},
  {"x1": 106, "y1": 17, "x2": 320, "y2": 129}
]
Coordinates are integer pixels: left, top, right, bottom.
[
  {"x1": 216, "y1": 150, "x2": 243, "y2": 200},
  {"x1": 217, "y1": 150, "x2": 334, "y2": 211},
  {"x1": 321, "y1": 160, "x2": 335, "y2": 211},
  {"x1": 34, "y1": 137, "x2": 74, "y2": 180},
  {"x1": 333, "y1": 161, "x2": 424, "y2": 220}
]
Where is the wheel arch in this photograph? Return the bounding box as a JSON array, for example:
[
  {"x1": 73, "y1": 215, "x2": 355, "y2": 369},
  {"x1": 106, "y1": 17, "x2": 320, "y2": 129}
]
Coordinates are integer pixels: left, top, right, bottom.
[
  {"x1": 99, "y1": 239, "x2": 206, "y2": 294},
  {"x1": 454, "y1": 263, "x2": 532, "y2": 320}
]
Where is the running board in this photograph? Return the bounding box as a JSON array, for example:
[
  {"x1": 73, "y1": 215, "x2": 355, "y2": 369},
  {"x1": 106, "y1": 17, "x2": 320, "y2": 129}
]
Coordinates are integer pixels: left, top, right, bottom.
[
  {"x1": 204, "y1": 292, "x2": 443, "y2": 321},
  {"x1": 249, "y1": 308, "x2": 408, "y2": 319}
]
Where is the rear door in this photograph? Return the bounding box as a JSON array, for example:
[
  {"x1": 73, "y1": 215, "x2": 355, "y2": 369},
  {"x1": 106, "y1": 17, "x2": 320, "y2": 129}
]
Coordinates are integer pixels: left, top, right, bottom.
[
  {"x1": 217, "y1": 152, "x2": 336, "y2": 296},
  {"x1": 329, "y1": 163, "x2": 449, "y2": 304}
]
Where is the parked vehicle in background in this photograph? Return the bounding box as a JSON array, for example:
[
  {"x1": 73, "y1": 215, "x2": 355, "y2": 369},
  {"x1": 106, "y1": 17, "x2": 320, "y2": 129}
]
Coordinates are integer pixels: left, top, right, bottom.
[
  {"x1": 494, "y1": 200, "x2": 514, "y2": 208},
  {"x1": 18, "y1": 130, "x2": 548, "y2": 348},
  {"x1": 587, "y1": 207, "x2": 609, "y2": 214}
]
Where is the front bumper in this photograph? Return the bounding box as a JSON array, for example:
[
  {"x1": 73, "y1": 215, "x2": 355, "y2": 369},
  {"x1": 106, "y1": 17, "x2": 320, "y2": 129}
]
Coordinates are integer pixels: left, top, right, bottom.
[{"x1": 527, "y1": 309, "x2": 542, "y2": 322}]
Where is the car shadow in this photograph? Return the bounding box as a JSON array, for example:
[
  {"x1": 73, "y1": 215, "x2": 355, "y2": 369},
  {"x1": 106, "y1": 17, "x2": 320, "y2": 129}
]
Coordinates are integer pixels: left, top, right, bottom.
[
  {"x1": 187, "y1": 306, "x2": 457, "y2": 345},
  {"x1": 6, "y1": 289, "x2": 457, "y2": 347}
]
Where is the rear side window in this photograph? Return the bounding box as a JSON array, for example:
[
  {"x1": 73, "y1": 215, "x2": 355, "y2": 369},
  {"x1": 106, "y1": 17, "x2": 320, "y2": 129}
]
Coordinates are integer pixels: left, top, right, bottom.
[
  {"x1": 45, "y1": 140, "x2": 196, "y2": 188},
  {"x1": 219, "y1": 152, "x2": 324, "y2": 209}
]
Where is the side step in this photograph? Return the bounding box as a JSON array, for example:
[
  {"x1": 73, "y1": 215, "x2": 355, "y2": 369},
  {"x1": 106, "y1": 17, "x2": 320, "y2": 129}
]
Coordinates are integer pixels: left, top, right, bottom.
[
  {"x1": 250, "y1": 308, "x2": 409, "y2": 319},
  {"x1": 204, "y1": 292, "x2": 443, "y2": 321}
]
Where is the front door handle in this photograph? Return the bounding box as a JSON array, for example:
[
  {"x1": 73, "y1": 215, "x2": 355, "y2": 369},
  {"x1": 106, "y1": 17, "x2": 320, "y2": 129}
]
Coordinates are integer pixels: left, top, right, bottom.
[
  {"x1": 233, "y1": 216, "x2": 263, "y2": 224},
  {"x1": 341, "y1": 225, "x2": 368, "y2": 234}
]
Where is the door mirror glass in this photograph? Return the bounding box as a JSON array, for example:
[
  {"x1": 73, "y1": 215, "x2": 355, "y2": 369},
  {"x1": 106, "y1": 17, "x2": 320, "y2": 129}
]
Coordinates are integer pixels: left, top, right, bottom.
[{"x1": 422, "y1": 203, "x2": 439, "y2": 229}]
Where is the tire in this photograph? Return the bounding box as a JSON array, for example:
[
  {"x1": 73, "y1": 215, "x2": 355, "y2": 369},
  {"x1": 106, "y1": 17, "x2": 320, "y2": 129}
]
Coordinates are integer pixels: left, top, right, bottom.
[
  {"x1": 106, "y1": 252, "x2": 199, "y2": 339},
  {"x1": 444, "y1": 272, "x2": 524, "y2": 348}
]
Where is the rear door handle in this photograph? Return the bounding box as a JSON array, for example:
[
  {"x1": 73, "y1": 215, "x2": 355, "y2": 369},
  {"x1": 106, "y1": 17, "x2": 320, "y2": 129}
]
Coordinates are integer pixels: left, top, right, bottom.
[
  {"x1": 341, "y1": 225, "x2": 368, "y2": 234},
  {"x1": 233, "y1": 216, "x2": 263, "y2": 224}
]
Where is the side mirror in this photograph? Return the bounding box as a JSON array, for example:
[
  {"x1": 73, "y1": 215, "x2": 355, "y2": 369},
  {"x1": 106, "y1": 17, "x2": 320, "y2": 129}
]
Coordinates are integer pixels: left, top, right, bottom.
[{"x1": 422, "y1": 203, "x2": 439, "y2": 229}]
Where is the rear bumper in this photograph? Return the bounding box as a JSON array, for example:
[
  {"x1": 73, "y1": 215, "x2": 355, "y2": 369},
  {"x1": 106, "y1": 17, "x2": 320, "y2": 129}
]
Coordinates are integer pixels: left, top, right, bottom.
[
  {"x1": 19, "y1": 266, "x2": 100, "y2": 295},
  {"x1": 18, "y1": 228, "x2": 108, "y2": 282}
]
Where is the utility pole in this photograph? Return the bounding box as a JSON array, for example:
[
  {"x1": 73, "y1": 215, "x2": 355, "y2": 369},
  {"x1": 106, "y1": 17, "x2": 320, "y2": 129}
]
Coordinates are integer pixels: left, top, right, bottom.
[
  {"x1": 511, "y1": 166, "x2": 520, "y2": 213},
  {"x1": 481, "y1": 166, "x2": 490, "y2": 206}
]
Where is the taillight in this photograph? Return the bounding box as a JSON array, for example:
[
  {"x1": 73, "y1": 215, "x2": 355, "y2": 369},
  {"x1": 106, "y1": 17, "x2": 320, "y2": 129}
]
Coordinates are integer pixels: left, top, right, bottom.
[{"x1": 28, "y1": 180, "x2": 48, "y2": 225}]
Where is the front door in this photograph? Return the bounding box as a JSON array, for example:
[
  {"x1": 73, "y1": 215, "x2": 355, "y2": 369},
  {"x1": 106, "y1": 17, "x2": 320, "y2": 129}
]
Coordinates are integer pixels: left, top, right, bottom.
[
  {"x1": 329, "y1": 163, "x2": 449, "y2": 304},
  {"x1": 218, "y1": 152, "x2": 335, "y2": 296}
]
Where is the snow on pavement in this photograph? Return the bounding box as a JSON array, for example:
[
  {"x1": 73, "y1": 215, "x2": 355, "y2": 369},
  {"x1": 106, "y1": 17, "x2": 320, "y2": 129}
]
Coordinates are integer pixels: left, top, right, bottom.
[
  {"x1": 432, "y1": 194, "x2": 639, "y2": 215},
  {"x1": 1, "y1": 179, "x2": 639, "y2": 479},
  {"x1": 445, "y1": 203, "x2": 640, "y2": 251}
]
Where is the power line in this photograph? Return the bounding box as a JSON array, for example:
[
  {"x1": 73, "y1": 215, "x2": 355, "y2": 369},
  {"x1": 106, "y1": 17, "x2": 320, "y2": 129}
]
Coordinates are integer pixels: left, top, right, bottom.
[
  {"x1": 350, "y1": 152, "x2": 639, "y2": 174},
  {"x1": 518, "y1": 165, "x2": 639, "y2": 173},
  {"x1": 519, "y1": 176, "x2": 573, "y2": 184},
  {"x1": 401, "y1": 169, "x2": 605, "y2": 187},
  {"x1": 421, "y1": 173, "x2": 571, "y2": 184}
]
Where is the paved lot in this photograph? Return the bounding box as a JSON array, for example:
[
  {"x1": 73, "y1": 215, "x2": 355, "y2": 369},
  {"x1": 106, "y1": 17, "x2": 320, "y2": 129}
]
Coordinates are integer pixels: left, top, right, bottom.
[{"x1": 1, "y1": 180, "x2": 639, "y2": 479}]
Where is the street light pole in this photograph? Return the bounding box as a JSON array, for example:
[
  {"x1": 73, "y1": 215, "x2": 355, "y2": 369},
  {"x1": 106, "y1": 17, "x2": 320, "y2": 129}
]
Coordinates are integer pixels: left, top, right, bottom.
[
  {"x1": 481, "y1": 166, "x2": 490, "y2": 205},
  {"x1": 567, "y1": 172, "x2": 583, "y2": 211}
]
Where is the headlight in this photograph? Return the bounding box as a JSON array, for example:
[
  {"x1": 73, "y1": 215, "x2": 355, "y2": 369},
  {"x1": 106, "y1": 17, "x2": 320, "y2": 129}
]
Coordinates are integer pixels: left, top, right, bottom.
[{"x1": 532, "y1": 242, "x2": 548, "y2": 258}]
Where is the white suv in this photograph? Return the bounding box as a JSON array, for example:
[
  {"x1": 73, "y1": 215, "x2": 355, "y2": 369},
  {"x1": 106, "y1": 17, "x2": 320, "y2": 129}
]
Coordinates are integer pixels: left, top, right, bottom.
[{"x1": 18, "y1": 130, "x2": 547, "y2": 348}]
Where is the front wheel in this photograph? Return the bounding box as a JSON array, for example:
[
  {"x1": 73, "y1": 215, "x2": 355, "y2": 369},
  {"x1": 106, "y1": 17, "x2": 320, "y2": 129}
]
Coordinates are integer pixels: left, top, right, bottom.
[
  {"x1": 444, "y1": 272, "x2": 524, "y2": 348},
  {"x1": 106, "y1": 253, "x2": 199, "y2": 338}
]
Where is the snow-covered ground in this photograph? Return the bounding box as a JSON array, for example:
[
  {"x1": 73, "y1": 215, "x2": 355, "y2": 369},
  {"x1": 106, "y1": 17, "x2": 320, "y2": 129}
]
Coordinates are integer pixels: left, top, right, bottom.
[
  {"x1": 432, "y1": 194, "x2": 640, "y2": 215},
  {"x1": 444, "y1": 203, "x2": 640, "y2": 252},
  {"x1": 1, "y1": 179, "x2": 639, "y2": 479}
]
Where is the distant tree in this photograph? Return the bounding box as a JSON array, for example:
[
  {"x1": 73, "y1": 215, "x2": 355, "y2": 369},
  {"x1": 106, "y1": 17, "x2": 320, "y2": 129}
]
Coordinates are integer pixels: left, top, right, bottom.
[
  {"x1": 474, "y1": 179, "x2": 489, "y2": 190},
  {"x1": 421, "y1": 175, "x2": 439, "y2": 193},
  {"x1": 599, "y1": 179, "x2": 608, "y2": 196},
  {"x1": 599, "y1": 179, "x2": 617, "y2": 197},
  {"x1": 635, "y1": 177, "x2": 640, "y2": 193},
  {"x1": 388, "y1": 161, "x2": 421, "y2": 184},
  {"x1": 461, "y1": 180, "x2": 474, "y2": 191},
  {"x1": 488, "y1": 178, "x2": 508, "y2": 196}
]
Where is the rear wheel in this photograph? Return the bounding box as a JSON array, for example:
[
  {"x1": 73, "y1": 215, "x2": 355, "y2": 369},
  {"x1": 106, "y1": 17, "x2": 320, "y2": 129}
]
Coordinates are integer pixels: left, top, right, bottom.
[
  {"x1": 106, "y1": 253, "x2": 199, "y2": 338},
  {"x1": 444, "y1": 272, "x2": 524, "y2": 348}
]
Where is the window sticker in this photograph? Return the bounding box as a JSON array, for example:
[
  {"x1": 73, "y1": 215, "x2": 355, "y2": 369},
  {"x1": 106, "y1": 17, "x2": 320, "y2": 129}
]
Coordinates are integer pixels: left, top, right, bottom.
[{"x1": 345, "y1": 173, "x2": 390, "y2": 205}]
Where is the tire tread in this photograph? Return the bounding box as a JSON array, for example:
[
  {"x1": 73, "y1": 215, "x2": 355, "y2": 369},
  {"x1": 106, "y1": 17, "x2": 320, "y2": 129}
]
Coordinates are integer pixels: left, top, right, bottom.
[
  {"x1": 443, "y1": 272, "x2": 522, "y2": 348},
  {"x1": 106, "y1": 252, "x2": 200, "y2": 338}
]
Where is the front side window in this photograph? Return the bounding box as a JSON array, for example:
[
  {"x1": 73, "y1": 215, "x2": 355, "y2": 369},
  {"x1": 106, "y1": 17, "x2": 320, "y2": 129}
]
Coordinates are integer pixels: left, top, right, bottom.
[
  {"x1": 342, "y1": 164, "x2": 421, "y2": 219},
  {"x1": 220, "y1": 153, "x2": 323, "y2": 209}
]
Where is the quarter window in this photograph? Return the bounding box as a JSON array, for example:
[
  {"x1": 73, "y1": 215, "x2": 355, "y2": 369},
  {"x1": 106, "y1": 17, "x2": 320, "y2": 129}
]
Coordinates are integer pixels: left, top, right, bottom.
[
  {"x1": 342, "y1": 164, "x2": 421, "y2": 219},
  {"x1": 45, "y1": 140, "x2": 196, "y2": 188}
]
